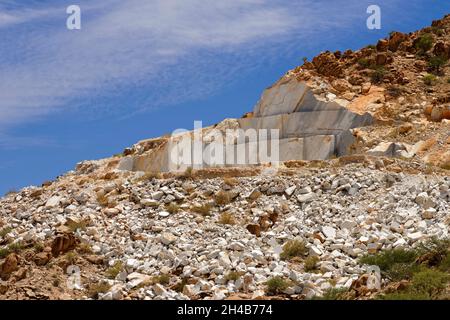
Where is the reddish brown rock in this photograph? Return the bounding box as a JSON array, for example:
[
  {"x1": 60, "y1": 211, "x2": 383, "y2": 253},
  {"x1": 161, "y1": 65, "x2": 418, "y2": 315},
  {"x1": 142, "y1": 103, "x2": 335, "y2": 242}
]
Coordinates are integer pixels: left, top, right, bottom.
[
  {"x1": 376, "y1": 39, "x2": 389, "y2": 52},
  {"x1": 388, "y1": 31, "x2": 408, "y2": 51},
  {"x1": 331, "y1": 79, "x2": 352, "y2": 93},
  {"x1": 0, "y1": 281, "x2": 8, "y2": 294},
  {"x1": 51, "y1": 233, "x2": 78, "y2": 257},
  {"x1": 13, "y1": 267, "x2": 27, "y2": 281},
  {"x1": 433, "y1": 41, "x2": 450, "y2": 58},
  {"x1": 34, "y1": 251, "x2": 52, "y2": 266},
  {"x1": 246, "y1": 224, "x2": 261, "y2": 237},
  {"x1": 312, "y1": 51, "x2": 343, "y2": 77},
  {"x1": 85, "y1": 255, "x2": 104, "y2": 265},
  {"x1": 375, "y1": 53, "x2": 388, "y2": 65},
  {"x1": 0, "y1": 253, "x2": 19, "y2": 280}
]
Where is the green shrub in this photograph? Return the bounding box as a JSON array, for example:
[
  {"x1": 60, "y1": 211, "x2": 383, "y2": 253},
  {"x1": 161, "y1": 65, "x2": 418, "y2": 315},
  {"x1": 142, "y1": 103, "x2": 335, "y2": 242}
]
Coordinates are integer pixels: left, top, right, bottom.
[
  {"x1": 358, "y1": 58, "x2": 370, "y2": 68},
  {"x1": 66, "y1": 219, "x2": 88, "y2": 232},
  {"x1": 214, "y1": 190, "x2": 231, "y2": 206},
  {"x1": 438, "y1": 255, "x2": 450, "y2": 272},
  {"x1": 218, "y1": 212, "x2": 235, "y2": 225},
  {"x1": 415, "y1": 33, "x2": 434, "y2": 53},
  {"x1": 7, "y1": 242, "x2": 23, "y2": 254},
  {"x1": 313, "y1": 287, "x2": 348, "y2": 300},
  {"x1": 431, "y1": 26, "x2": 444, "y2": 36},
  {"x1": 152, "y1": 274, "x2": 170, "y2": 285},
  {"x1": 304, "y1": 256, "x2": 320, "y2": 272},
  {"x1": 280, "y1": 240, "x2": 308, "y2": 260},
  {"x1": 388, "y1": 263, "x2": 423, "y2": 281},
  {"x1": 0, "y1": 227, "x2": 12, "y2": 238},
  {"x1": 173, "y1": 278, "x2": 188, "y2": 293},
  {"x1": 266, "y1": 276, "x2": 289, "y2": 295},
  {"x1": 0, "y1": 248, "x2": 9, "y2": 259},
  {"x1": 88, "y1": 282, "x2": 111, "y2": 299},
  {"x1": 224, "y1": 271, "x2": 242, "y2": 282},
  {"x1": 371, "y1": 66, "x2": 386, "y2": 83},
  {"x1": 192, "y1": 203, "x2": 212, "y2": 216},
  {"x1": 166, "y1": 202, "x2": 180, "y2": 214},
  {"x1": 428, "y1": 55, "x2": 448, "y2": 74},
  {"x1": 359, "y1": 248, "x2": 418, "y2": 279},
  {"x1": 417, "y1": 238, "x2": 450, "y2": 261},
  {"x1": 423, "y1": 73, "x2": 437, "y2": 86},
  {"x1": 105, "y1": 261, "x2": 123, "y2": 279},
  {"x1": 411, "y1": 269, "x2": 449, "y2": 297}
]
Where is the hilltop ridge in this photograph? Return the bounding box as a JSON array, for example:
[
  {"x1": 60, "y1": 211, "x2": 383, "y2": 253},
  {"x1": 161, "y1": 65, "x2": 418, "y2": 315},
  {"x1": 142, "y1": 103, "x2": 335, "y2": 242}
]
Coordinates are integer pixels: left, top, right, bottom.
[{"x1": 0, "y1": 15, "x2": 449, "y2": 300}]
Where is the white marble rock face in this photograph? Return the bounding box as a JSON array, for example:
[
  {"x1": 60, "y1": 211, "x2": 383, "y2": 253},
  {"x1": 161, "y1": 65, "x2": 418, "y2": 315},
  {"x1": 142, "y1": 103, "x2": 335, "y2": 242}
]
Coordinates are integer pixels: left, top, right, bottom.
[{"x1": 120, "y1": 78, "x2": 373, "y2": 173}]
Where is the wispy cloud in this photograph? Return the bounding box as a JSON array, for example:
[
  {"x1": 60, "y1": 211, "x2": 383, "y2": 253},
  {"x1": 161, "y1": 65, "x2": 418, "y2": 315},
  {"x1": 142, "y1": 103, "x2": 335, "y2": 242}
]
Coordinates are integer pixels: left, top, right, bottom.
[
  {"x1": 0, "y1": 132, "x2": 57, "y2": 149},
  {"x1": 0, "y1": 0, "x2": 401, "y2": 129}
]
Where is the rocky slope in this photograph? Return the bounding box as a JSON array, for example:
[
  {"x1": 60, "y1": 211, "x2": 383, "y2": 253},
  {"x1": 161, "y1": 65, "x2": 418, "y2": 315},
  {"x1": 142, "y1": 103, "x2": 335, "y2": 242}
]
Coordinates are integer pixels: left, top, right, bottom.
[{"x1": 1, "y1": 16, "x2": 450, "y2": 300}]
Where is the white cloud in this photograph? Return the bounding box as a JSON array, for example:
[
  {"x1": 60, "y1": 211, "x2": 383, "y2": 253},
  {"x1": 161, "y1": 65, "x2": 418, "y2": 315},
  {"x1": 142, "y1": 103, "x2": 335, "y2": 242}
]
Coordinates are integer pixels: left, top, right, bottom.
[{"x1": 0, "y1": 0, "x2": 396, "y2": 128}]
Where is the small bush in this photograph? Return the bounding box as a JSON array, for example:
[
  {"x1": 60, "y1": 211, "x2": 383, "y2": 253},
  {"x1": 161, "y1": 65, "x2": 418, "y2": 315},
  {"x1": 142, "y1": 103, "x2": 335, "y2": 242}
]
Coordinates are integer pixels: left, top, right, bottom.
[
  {"x1": 138, "y1": 171, "x2": 162, "y2": 181},
  {"x1": 0, "y1": 248, "x2": 9, "y2": 259},
  {"x1": 0, "y1": 227, "x2": 12, "y2": 238},
  {"x1": 387, "y1": 263, "x2": 422, "y2": 281},
  {"x1": 428, "y1": 55, "x2": 448, "y2": 74},
  {"x1": 438, "y1": 254, "x2": 450, "y2": 272},
  {"x1": 65, "y1": 252, "x2": 78, "y2": 265},
  {"x1": 223, "y1": 177, "x2": 238, "y2": 187},
  {"x1": 224, "y1": 271, "x2": 242, "y2": 282},
  {"x1": 214, "y1": 190, "x2": 231, "y2": 206},
  {"x1": 166, "y1": 202, "x2": 180, "y2": 214},
  {"x1": 280, "y1": 240, "x2": 308, "y2": 261},
  {"x1": 218, "y1": 212, "x2": 235, "y2": 225},
  {"x1": 152, "y1": 274, "x2": 170, "y2": 285},
  {"x1": 266, "y1": 276, "x2": 289, "y2": 295},
  {"x1": 358, "y1": 58, "x2": 370, "y2": 68},
  {"x1": 415, "y1": 33, "x2": 434, "y2": 53},
  {"x1": 386, "y1": 85, "x2": 404, "y2": 98},
  {"x1": 96, "y1": 193, "x2": 109, "y2": 207},
  {"x1": 105, "y1": 261, "x2": 123, "y2": 279},
  {"x1": 88, "y1": 282, "x2": 111, "y2": 299},
  {"x1": 67, "y1": 219, "x2": 88, "y2": 233},
  {"x1": 77, "y1": 242, "x2": 93, "y2": 254},
  {"x1": 417, "y1": 237, "x2": 450, "y2": 263},
  {"x1": 359, "y1": 248, "x2": 418, "y2": 279},
  {"x1": 173, "y1": 278, "x2": 188, "y2": 293},
  {"x1": 371, "y1": 66, "x2": 386, "y2": 83},
  {"x1": 431, "y1": 26, "x2": 444, "y2": 36},
  {"x1": 33, "y1": 242, "x2": 45, "y2": 253},
  {"x1": 304, "y1": 256, "x2": 320, "y2": 272},
  {"x1": 313, "y1": 287, "x2": 348, "y2": 300},
  {"x1": 182, "y1": 167, "x2": 193, "y2": 179},
  {"x1": 423, "y1": 73, "x2": 437, "y2": 86},
  {"x1": 366, "y1": 44, "x2": 376, "y2": 49},
  {"x1": 411, "y1": 269, "x2": 449, "y2": 297},
  {"x1": 7, "y1": 242, "x2": 23, "y2": 254},
  {"x1": 192, "y1": 203, "x2": 212, "y2": 216}
]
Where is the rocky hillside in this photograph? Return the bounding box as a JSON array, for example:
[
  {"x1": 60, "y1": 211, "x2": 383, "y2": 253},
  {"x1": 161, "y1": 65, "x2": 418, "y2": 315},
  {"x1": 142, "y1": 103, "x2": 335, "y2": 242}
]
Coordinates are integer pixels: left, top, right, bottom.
[{"x1": 1, "y1": 16, "x2": 450, "y2": 300}]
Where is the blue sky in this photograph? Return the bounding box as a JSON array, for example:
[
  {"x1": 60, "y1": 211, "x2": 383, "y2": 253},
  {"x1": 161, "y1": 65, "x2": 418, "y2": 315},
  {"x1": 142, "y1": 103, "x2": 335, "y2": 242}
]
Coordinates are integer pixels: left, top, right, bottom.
[{"x1": 0, "y1": 0, "x2": 449, "y2": 194}]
